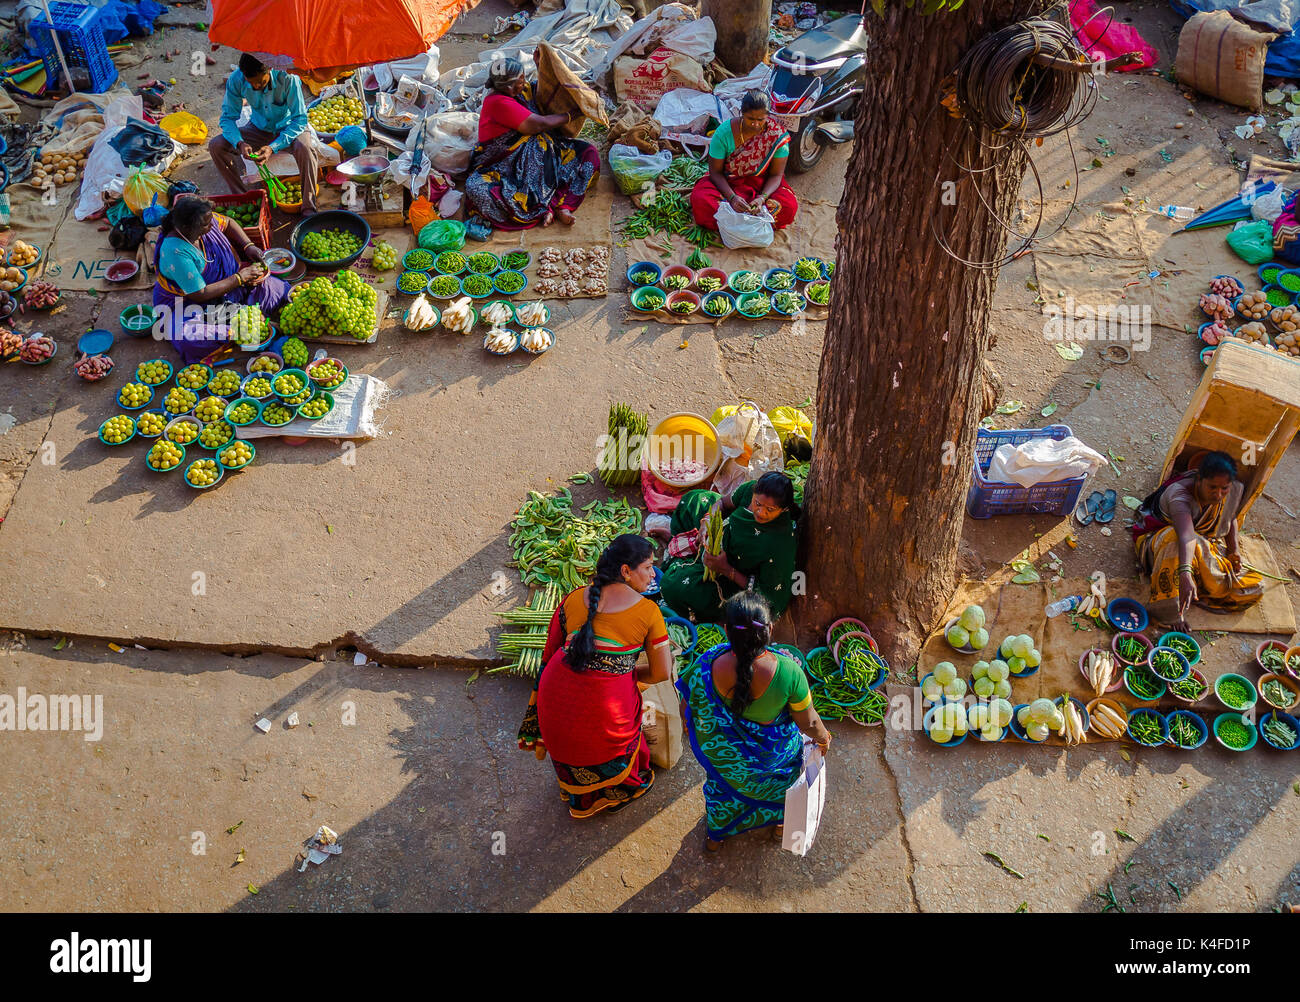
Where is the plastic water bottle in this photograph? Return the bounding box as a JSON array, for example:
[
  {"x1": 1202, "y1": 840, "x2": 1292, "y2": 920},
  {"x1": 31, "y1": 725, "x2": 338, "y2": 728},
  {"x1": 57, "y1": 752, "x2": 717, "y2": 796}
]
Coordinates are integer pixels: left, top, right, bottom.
[
  {"x1": 1151, "y1": 204, "x2": 1195, "y2": 221},
  {"x1": 1045, "y1": 595, "x2": 1082, "y2": 618}
]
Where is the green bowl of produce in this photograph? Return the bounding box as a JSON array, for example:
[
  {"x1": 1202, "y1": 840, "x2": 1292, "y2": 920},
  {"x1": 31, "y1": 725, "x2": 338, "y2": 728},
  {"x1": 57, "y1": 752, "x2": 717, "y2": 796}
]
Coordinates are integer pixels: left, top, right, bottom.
[
  {"x1": 295, "y1": 391, "x2": 334, "y2": 421},
  {"x1": 426, "y1": 273, "x2": 462, "y2": 299},
  {"x1": 1156, "y1": 630, "x2": 1200, "y2": 666},
  {"x1": 792, "y1": 257, "x2": 824, "y2": 282},
  {"x1": 175, "y1": 362, "x2": 213, "y2": 391},
  {"x1": 119, "y1": 304, "x2": 157, "y2": 338},
  {"x1": 435, "y1": 250, "x2": 467, "y2": 275},
  {"x1": 198, "y1": 419, "x2": 236, "y2": 450},
  {"x1": 98, "y1": 415, "x2": 137, "y2": 446},
  {"x1": 500, "y1": 250, "x2": 531, "y2": 272},
  {"x1": 1258, "y1": 710, "x2": 1300, "y2": 750},
  {"x1": 702, "y1": 291, "x2": 735, "y2": 318},
  {"x1": 736, "y1": 291, "x2": 771, "y2": 318},
  {"x1": 134, "y1": 358, "x2": 173, "y2": 386},
  {"x1": 204, "y1": 367, "x2": 244, "y2": 399},
  {"x1": 1212, "y1": 712, "x2": 1257, "y2": 751},
  {"x1": 1123, "y1": 663, "x2": 1166, "y2": 702},
  {"x1": 402, "y1": 248, "x2": 435, "y2": 272},
  {"x1": 271, "y1": 368, "x2": 309, "y2": 400},
  {"x1": 183, "y1": 457, "x2": 224, "y2": 490},
  {"x1": 1213, "y1": 672, "x2": 1257, "y2": 711},
  {"x1": 397, "y1": 269, "x2": 431, "y2": 295},
  {"x1": 217, "y1": 439, "x2": 256, "y2": 472},
  {"x1": 630, "y1": 286, "x2": 666, "y2": 313},
  {"x1": 460, "y1": 273, "x2": 495, "y2": 299},
  {"x1": 145, "y1": 439, "x2": 186, "y2": 472},
  {"x1": 224, "y1": 397, "x2": 264, "y2": 426},
  {"x1": 260, "y1": 401, "x2": 296, "y2": 427},
  {"x1": 728, "y1": 269, "x2": 763, "y2": 294},
  {"x1": 806, "y1": 280, "x2": 831, "y2": 307},
  {"x1": 466, "y1": 251, "x2": 500, "y2": 275},
  {"x1": 492, "y1": 269, "x2": 527, "y2": 296}
]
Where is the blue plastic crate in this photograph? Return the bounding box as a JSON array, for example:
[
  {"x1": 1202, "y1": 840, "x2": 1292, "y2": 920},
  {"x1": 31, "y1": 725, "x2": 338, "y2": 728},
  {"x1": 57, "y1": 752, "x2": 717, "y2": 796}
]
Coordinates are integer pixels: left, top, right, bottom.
[
  {"x1": 966, "y1": 423, "x2": 1089, "y2": 519},
  {"x1": 31, "y1": 2, "x2": 117, "y2": 94}
]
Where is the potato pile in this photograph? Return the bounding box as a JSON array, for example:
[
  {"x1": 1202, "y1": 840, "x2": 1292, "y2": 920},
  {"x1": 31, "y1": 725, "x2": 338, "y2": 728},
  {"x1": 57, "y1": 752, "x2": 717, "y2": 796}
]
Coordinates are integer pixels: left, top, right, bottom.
[
  {"x1": 1236, "y1": 290, "x2": 1270, "y2": 320},
  {"x1": 8, "y1": 241, "x2": 38, "y2": 267},
  {"x1": 1200, "y1": 319, "x2": 1230, "y2": 346},
  {"x1": 0, "y1": 267, "x2": 25, "y2": 292},
  {"x1": 31, "y1": 149, "x2": 86, "y2": 188},
  {"x1": 1234, "y1": 322, "x2": 1270, "y2": 345}
]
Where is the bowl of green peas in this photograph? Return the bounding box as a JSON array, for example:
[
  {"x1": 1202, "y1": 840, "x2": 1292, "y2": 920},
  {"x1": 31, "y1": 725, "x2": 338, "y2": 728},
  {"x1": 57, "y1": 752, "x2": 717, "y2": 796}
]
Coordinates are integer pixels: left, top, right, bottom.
[
  {"x1": 1212, "y1": 712, "x2": 1257, "y2": 751},
  {"x1": 1213, "y1": 672, "x2": 1257, "y2": 712}
]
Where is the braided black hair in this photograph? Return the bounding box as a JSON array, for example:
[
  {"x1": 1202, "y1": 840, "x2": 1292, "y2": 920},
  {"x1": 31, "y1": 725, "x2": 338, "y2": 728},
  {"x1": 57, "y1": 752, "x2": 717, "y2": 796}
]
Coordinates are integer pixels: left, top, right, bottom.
[
  {"x1": 723, "y1": 592, "x2": 772, "y2": 719},
  {"x1": 566, "y1": 534, "x2": 653, "y2": 671}
]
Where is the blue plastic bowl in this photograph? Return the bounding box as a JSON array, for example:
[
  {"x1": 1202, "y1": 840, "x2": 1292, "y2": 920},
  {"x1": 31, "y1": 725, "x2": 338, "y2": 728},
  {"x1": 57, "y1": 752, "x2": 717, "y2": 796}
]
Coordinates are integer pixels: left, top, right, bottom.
[
  {"x1": 663, "y1": 614, "x2": 696, "y2": 654},
  {"x1": 1258, "y1": 710, "x2": 1300, "y2": 750},
  {"x1": 1210, "y1": 273, "x2": 1244, "y2": 296},
  {"x1": 1106, "y1": 597, "x2": 1149, "y2": 633},
  {"x1": 1200, "y1": 345, "x2": 1216, "y2": 366},
  {"x1": 702, "y1": 290, "x2": 736, "y2": 318},
  {"x1": 1146, "y1": 645, "x2": 1191, "y2": 684},
  {"x1": 1258, "y1": 263, "x2": 1283, "y2": 287},
  {"x1": 492, "y1": 270, "x2": 528, "y2": 296},
  {"x1": 922, "y1": 704, "x2": 968, "y2": 747},
  {"x1": 77, "y1": 329, "x2": 114, "y2": 356},
  {"x1": 397, "y1": 270, "x2": 432, "y2": 296},
  {"x1": 1127, "y1": 708, "x2": 1169, "y2": 747},
  {"x1": 1164, "y1": 709, "x2": 1208, "y2": 750},
  {"x1": 1156, "y1": 631, "x2": 1201, "y2": 667},
  {"x1": 98, "y1": 416, "x2": 137, "y2": 446},
  {"x1": 763, "y1": 267, "x2": 796, "y2": 293},
  {"x1": 1007, "y1": 704, "x2": 1045, "y2": 743},
  {"x1": 627, "y1": 261, "x2": 662, "y2": 287},
  {"x1": 117, "y1": 383, "x2": 155, "y2": 411},
  {"x1": 641, "y1": 566, "x2": 664, "y2": 597},
  {"x1": 770, "y1": 291, "x2": 807, "y2": 316},
  {"x1": 919, "y1": 671, "x2": 964, "y2": 704},
  {"x1": 1055, "y1": 695, "x2": 1091, "y2": 734}
]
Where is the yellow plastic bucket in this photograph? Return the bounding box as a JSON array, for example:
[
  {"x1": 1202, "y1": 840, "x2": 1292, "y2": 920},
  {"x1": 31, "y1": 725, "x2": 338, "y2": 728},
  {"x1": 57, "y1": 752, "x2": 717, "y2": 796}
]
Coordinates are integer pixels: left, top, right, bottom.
[{"x1": 647, "y1": 412, "x2": 722, "y2": 488}]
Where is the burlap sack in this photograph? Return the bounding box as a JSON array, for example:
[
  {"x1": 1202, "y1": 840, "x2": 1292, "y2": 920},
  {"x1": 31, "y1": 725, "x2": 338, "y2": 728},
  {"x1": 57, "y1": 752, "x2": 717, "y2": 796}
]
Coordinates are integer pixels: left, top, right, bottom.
[
  {"x1": 614, "y1": 48, "x2": 708, "y2": 111},
  {"x1": 607, "y1": 101, "x2": 662, "y2": 153},
  {"x1": 1175, "y1": 11, "x2": 1276, "y2": 111},
  {"x1": 533, "y1": 41, "x2": 607, "y2": 139}
]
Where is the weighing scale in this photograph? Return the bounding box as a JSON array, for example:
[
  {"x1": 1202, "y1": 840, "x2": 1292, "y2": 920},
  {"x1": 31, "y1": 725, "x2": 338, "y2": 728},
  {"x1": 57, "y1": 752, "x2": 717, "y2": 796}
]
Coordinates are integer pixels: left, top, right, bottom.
[{"x1": 333, "y1": 149, "x2": 404, "y2": 228}]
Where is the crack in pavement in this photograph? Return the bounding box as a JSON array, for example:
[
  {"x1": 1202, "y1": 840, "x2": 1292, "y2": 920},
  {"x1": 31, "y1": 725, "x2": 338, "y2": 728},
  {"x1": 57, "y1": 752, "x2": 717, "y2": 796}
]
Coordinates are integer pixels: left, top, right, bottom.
[{"x1": 880, "y1": 721, "x2": 921, "y2": 913}]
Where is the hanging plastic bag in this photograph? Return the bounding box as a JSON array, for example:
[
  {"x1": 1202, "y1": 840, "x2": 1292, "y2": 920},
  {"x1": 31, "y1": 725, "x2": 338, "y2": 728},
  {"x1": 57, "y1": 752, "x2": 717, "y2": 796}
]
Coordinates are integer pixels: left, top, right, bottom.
[
  {"x1": 711, "y1": 401, "x2": 784, "y2": 496},
  {"x1": 608, "y1": 143, "x2": 673, "y2": 196},
  {"x1": 123, "y1": 167, "x2": 171, "y2": 216},
  {"x1": 418, "y1": 219, "x2": 466, "y2": 253},
  {"x1": 715, "y1": 202, "x2": 774, "y2": 249}
]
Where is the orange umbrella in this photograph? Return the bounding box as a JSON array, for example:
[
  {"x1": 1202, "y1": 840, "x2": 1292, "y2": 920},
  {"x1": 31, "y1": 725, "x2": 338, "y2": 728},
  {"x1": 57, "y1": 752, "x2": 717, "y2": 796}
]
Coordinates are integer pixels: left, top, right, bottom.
[{"x1": 207, "y1": 0, "x2": 477, "y2": 72}]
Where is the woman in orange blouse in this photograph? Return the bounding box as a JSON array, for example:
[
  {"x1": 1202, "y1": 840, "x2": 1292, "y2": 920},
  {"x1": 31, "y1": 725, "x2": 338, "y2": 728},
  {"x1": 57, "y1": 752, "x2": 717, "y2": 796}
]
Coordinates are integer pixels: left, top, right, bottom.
[{"x1": 518, "y1": 535, "x2": 673, "y2": 819}]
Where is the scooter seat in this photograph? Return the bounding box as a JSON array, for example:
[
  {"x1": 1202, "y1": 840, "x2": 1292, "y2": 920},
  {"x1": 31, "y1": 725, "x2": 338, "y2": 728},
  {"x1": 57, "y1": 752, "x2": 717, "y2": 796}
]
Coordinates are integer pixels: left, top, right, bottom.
[{"x1": 775, "y1": 14, "x2": 868, "y2": 66}]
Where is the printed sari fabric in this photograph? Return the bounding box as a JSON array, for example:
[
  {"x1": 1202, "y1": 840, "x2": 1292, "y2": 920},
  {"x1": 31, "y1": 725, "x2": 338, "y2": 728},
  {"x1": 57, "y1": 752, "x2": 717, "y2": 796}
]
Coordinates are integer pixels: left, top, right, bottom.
[
  {"x1": 677, "y1": 644, "x2": 804, "y2": 842},
  {"x1": 518, "y1": 588, "x2": 668, "y2": 819},
  {"x1": 152, "y1": 215, "x2": 289, "y2": 364},
  {"x1": 1133, "y1": 473, "x2": 1262, "y2": 611},
  {"x1": 464, "y1": 85, "x2": 600, "y2": 231},
  {"x1": 691, "y1": 117, "x2": 797, "y2": 230},
  {"x1": 660, "y1": 480, "x2": 799, "y2": 623}
]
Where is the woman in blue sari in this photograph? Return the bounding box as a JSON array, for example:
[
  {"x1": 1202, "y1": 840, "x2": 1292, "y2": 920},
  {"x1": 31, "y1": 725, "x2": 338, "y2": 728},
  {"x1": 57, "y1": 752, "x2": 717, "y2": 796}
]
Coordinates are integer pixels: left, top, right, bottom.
[
  {"x1": 152, "y1": 195, "x2": 290, "y2": 364},
  {"x1": 677, "y1": 592, "x2": 831, "y2": 852}
]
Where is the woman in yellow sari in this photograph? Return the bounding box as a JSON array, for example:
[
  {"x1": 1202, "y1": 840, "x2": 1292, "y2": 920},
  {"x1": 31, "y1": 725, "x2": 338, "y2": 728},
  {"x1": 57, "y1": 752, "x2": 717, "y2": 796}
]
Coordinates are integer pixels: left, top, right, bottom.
[{"x1": 1131, "y1": 451, "x2": 1263, "y2": 627}]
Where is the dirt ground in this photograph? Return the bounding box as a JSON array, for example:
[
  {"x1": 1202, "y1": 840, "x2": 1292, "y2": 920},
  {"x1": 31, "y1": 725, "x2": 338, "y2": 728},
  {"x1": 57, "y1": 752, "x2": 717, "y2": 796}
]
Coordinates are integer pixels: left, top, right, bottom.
[{"x1": 0, "y1": 0, "x2": 1296, "y2": 912}]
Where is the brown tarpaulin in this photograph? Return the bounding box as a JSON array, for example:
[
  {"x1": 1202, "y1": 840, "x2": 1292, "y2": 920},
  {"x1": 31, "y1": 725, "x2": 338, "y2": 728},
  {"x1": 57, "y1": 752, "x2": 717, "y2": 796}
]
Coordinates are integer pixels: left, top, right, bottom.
[{"x1": 533, "y1": 42, "x2": 607, "y2": 140}]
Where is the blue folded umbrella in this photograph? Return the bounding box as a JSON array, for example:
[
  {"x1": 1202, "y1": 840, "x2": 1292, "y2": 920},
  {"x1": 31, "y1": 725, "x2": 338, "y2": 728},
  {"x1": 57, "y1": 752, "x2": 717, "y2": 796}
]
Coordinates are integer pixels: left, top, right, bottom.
[{"x1": 1177, "y1": 181, "x2": 1277, "y2": 232}]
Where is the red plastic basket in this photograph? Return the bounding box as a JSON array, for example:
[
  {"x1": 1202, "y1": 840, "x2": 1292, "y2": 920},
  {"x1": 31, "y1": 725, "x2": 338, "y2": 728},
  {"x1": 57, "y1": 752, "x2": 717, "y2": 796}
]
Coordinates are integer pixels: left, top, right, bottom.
[
  {"x1": 965, "y1": 424, "x2": 1089, "y2": 519},
  {"x1": 209, "y1": 189, "x2": 271, "y2": 250}
]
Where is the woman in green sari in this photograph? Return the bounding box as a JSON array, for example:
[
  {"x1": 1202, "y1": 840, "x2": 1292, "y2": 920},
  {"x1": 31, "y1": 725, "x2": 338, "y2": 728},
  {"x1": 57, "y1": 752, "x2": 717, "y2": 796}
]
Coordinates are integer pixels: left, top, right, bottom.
[{"x1": 653, "y1": 471, "x2": 800, "y2": 624}]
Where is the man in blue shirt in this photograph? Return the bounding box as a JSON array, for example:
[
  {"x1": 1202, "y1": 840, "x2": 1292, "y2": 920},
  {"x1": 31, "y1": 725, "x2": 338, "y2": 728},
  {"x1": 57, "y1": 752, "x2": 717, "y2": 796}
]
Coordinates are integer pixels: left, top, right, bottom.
[{"x1": 209, "y1": 53, "x2": 318, "y2": 214}]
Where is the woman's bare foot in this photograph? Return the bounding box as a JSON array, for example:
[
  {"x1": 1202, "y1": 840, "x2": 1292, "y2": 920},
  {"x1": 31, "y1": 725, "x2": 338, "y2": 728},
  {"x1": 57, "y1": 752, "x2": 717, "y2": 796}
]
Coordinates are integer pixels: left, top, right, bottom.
[
  {"x1": 542, "y1": 211, "x2": 554, "y2": 227},
  {"x1": 555, "y1": 207, "x2": 576, "y2": 226},
  {"x1": 704, "y1": 838, "x2": 722, "y2": 853}
]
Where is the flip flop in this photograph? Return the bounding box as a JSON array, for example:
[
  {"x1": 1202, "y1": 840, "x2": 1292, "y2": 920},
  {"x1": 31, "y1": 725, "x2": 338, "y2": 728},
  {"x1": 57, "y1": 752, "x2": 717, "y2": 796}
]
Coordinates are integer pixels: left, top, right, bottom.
[
  {"x1": 1075, "y1": 490, "x2": 1105, "y2": 526},
  {"x1": 1096, "y1": 489, "x2": 1118, "y2": 524}
]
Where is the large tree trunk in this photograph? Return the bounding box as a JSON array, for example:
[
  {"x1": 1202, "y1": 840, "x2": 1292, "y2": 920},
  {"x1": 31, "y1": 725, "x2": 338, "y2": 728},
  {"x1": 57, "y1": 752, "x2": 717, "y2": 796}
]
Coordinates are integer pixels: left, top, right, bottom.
[
  {"x1": 702, "y1": 0, "x2": 772, "y2": 75},
  {"x1": 800, "y1": 0, "x2": 1046, "y2": 662}
]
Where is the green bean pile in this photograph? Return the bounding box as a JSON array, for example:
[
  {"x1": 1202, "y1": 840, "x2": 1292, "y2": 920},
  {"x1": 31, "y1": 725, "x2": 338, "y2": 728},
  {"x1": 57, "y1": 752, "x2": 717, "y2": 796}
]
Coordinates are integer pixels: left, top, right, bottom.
[
  {"x1": 1116, "y1": 634, "x2": 1149, "y2": 662},
  {"x1": 806, "y1": 281, "x2": 830, "y2": 306},
  {"x1": 695, "y1": 623, "x2": 726, "y2": 651},
  {"x1": 766, "y1": 271, "x2": 794, "y2": 290},
  {"x1": 619, "y1": 189, "x2": 718, "y2": 248},
  {"x1": 731, "y1": 272, "x2": 762, "y2": 292},
  {"x1": 1258, "y1": 645, "x2": 1285, "y2": 672},
  {"x1": 1149, "y1": 648, "x2": 1186, "y2": 680},
  {"x1": 667, "y1": 621, "x2": 695, "y2": 672},
  {"x1": 740, "y1": 293, "x2": 770, "y2": 316},
  {"x1": 1128, "y1": 712, "x2": 1163, "y2": 745},
  {"x1": 1261, "y1": 678, "x2": 1296, "y2": 708},
  {"x1": 793, "y1": 258, "x2": 821, "y2": 281},
  {"x1": 435, "y1": 251, "x2": 466, "y2": 273},
  {"x1": 491, "y1": 583, "x2": 561, "y2": 678},
  {"x1": 1167, "y1": 714, "x2": 1202, "y2": 748},
  {"x1": 1125, "y1": 665, "x2": 1162, "y2": 699},
  {"x1": 773, "y1": 292, "x2": 805, "y2": 314},
  {"x1": 509, "y1": 490, "x2": 643, "y2": 592},
  {"x1": 659, "y1": 156, "x2": 709, "y2": 190},
  {"x1": 1162, "y1": 635, "x2": 1199, "y2": 661},
  {"x1": 1169, "y1": 673, "x2": 1207, "y2": 701}
]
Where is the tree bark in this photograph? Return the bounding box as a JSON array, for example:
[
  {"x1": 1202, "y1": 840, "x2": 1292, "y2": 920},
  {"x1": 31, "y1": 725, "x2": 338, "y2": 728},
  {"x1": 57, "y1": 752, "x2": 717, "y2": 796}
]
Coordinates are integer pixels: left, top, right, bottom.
[
  {"x1": 702, "y1": 0, "x2": 772, "y2": 75},
  {"x1": 800, "y1": 0, "x2": 1046, "y2": 662}
]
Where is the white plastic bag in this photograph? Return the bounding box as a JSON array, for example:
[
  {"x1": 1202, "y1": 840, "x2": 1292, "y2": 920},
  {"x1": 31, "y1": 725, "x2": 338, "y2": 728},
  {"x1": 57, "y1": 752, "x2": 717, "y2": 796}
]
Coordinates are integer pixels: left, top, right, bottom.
[
  {"x1": 712, "y1": 401, "x2": 784, "y2": 495},
  {"x1": 654, "y1": 88, "x2": 723, "y2": 134},
  {"x1": 76, "y1": 94, "x2": 181, "y2": 220},
  {"x1": 438, "y1": 189, "x2": 463, "y2": 218},
  {"x1": 407, "y1": 111, "x2": 480, "y2": 176},
  {"x1": 661, "y1": 16, "x2": 717, "y2": 63},
  {"x1": 781, "y1": 741, "x2": 827, "y2": 857},
  {"x1": 369, "y1": 45, "x2": 441, "y2": 91},
  {"x1": 715, "y1": 202, "x2": 775, "y2": 249},
  {"x1": 1250, "y1": 184, "x2": 1287, "y2": 222},
  {"x1": 985, "y1": 436, "x2": 1106, "y2": 488}
]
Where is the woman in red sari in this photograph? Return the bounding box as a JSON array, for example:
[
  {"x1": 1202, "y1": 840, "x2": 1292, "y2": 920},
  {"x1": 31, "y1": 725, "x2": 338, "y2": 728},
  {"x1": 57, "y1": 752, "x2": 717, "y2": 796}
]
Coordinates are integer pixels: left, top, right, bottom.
[
  {"x1": 518, "y1": 535, "x2": 673, "y2": 820},
  {"x1": 691, "y1": 90, "x2": 798, "y2": 231}
]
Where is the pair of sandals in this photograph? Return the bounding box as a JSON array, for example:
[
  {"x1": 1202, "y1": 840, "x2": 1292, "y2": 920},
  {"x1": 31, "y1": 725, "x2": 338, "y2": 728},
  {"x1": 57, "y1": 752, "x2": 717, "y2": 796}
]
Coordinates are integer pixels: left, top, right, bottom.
[{"x1": 1076, "y1": 488, "x2": 1117, "y2": 526}]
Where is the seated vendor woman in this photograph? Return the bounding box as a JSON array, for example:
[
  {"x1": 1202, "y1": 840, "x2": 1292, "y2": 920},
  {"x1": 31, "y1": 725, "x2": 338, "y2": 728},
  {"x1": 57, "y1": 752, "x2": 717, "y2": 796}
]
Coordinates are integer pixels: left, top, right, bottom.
[
  {"x1": 464, "y1": 56, "x2": 601, "y2": 230},
  {"x1": 1131, "y1": 451, "x2": 1263, "y2": 629},
  {"x1": 152, "y1": 195, "x2": 290, "y2": 364},
  {"x1": 690, "y1": 90, "x2": 798, "y2": 232},
  {"x1": 653, "y1": 471, "x2": 800, "y2": 625}
]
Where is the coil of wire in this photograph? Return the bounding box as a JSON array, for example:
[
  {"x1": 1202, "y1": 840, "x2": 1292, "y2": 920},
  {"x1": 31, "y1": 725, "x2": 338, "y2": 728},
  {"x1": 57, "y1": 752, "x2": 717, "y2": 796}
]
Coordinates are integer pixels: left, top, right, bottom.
[{"x1": 952, "y1": 17, "x2": 1090, "y2": 139}]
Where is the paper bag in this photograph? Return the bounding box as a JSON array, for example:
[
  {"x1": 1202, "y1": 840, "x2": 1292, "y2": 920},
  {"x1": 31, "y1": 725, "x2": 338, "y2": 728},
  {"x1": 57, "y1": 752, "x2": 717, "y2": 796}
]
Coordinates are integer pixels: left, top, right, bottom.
[
  {"x1": 534, "y1": 41, "x2": 607, "y2": 138},
  {"x1": 640, "y1": 677, "x2": 683, "y2": 769},
  {"x1": 781, "y1": 741, "x2": 827, "y2": 856}
]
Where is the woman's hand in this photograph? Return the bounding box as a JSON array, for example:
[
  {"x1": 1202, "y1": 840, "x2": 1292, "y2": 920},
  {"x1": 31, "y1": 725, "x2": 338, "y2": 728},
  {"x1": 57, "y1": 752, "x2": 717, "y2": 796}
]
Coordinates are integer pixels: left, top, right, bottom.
[
  {"x1": 728, "y1": 195, "x2": 750, "y2": 214},
  {"x1": 1177, "y1": 569, "x2": 1197, "y2": 621},
  {"x1": 816, "y1": 732, "x2": 832, "y2": 755},
  {"x1": 237, "y1": 263, "x2": 267, "y2": 287},
  {"x1": 1226, "y1": 548, "x2": 1242, "y2": 573},
  {"x1": 701, "y1": 550, "x2": 730, "y2": 576}
]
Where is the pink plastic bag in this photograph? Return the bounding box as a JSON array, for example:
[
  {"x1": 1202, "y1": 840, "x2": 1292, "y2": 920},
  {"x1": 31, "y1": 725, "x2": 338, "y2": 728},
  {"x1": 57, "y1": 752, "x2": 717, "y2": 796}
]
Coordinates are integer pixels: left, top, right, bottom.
[
  {"x1": 1070, "y1": 0, "x2": 1157, "y2": 72},
  {"x1": 642, "y1": 469, "x2": 687, "y2": 514}
]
